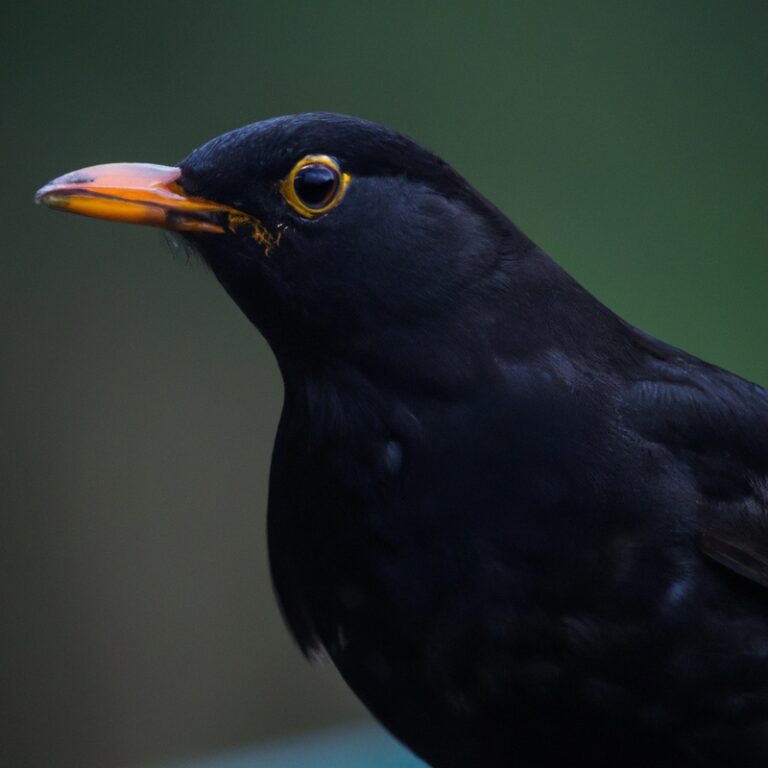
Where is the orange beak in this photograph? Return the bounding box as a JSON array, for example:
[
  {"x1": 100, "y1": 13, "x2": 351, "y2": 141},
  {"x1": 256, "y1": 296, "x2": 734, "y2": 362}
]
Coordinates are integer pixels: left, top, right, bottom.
[{"x1": 35, "y1": 162, "x2": 246, "y2": 235}]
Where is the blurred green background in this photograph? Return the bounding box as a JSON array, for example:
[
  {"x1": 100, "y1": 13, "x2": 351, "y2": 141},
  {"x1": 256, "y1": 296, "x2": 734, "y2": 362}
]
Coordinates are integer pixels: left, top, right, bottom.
[{"x1": 2, "y1": 2, "x2": 767, "y2": 767}]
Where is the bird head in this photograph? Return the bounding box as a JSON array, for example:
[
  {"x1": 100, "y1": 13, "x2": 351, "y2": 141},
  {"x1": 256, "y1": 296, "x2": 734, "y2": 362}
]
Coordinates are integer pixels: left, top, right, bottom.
[{"x1": 36, "y1": 114, "x2": 529, "y2": 377}]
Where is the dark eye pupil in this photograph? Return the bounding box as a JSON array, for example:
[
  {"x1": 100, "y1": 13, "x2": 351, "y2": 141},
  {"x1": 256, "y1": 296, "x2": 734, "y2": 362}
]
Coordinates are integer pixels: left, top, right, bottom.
[{"x1": 294, "y1": 164, "x2": 338, "y2": 208}]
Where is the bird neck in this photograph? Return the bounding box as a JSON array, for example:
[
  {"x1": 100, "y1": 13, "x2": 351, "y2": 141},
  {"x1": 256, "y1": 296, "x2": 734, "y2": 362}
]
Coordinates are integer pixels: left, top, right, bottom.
[{"x1": 272, "y1": 240, "x2": 634, "y2": 416}]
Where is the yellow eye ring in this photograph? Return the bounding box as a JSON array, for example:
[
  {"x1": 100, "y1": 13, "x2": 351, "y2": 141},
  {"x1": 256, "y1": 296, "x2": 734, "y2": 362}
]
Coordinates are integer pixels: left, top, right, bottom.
[{"x1": 279, "y1": 155, "x2": 350, "y2": 219}]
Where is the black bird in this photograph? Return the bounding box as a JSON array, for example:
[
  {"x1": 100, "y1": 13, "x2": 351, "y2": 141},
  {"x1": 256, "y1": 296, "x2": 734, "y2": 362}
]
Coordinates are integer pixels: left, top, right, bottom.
[{"x1": 36, "y1": 114, "x2": 768, "y2": 767}]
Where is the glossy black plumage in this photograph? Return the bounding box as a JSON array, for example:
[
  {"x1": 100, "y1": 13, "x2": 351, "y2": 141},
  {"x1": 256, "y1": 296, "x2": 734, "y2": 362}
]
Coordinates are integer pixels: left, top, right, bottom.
[{"x1": 44, "y1": 114, "x2": 768, "y2": 766}]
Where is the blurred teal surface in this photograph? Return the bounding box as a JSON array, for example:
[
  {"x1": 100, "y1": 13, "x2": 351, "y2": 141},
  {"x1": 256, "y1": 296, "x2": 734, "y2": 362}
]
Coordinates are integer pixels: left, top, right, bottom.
[
  {"x1": 161, "y1": 724, "x2": 425, "y2": 768},
  {"x1": 2, "y1": 2, "x2": 767, "y2": 768}
]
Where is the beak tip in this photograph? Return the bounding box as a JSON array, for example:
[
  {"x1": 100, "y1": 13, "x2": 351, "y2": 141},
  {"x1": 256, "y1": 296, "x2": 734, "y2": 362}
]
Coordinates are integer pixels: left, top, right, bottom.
[
  {"x1": 35, "y1": 185, "x2": 64, "y2": 208},
  {"x1": 36, "y1": 169, "x2": 95, "y2": 206}
]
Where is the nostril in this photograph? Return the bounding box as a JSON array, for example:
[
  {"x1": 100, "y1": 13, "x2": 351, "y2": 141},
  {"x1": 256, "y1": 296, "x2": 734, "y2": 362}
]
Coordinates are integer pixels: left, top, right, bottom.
[{"x1": 176, "y1": 166, "x2": 205, "y2": 197}]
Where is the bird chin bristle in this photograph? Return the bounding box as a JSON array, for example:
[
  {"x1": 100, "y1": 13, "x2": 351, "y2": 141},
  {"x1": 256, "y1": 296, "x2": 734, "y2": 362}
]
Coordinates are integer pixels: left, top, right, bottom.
[{"x1": 162, "y1": 231, "x2": 211, "y2": 270}]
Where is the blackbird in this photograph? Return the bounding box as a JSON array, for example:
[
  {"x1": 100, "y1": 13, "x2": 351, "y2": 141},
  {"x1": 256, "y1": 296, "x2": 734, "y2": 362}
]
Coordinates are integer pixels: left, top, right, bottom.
[{"x1": 36, "y1": 114, "x2": 768, "y2": 767}]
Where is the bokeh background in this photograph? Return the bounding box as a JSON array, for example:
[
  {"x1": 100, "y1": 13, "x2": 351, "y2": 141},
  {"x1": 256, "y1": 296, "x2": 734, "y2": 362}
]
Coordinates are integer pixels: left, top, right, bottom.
[{"x1": 2, "y1": 2, "x2": 767, "y2": 767}]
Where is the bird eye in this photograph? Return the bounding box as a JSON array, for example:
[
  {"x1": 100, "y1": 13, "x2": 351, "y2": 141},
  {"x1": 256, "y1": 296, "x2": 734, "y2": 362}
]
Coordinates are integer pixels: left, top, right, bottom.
[
  {"x1": 295, "y1": 164, "x2": 337, "y2": 207},
  {"x1": 280, "y1": 155, "x2": 350, "y2": 219}
]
